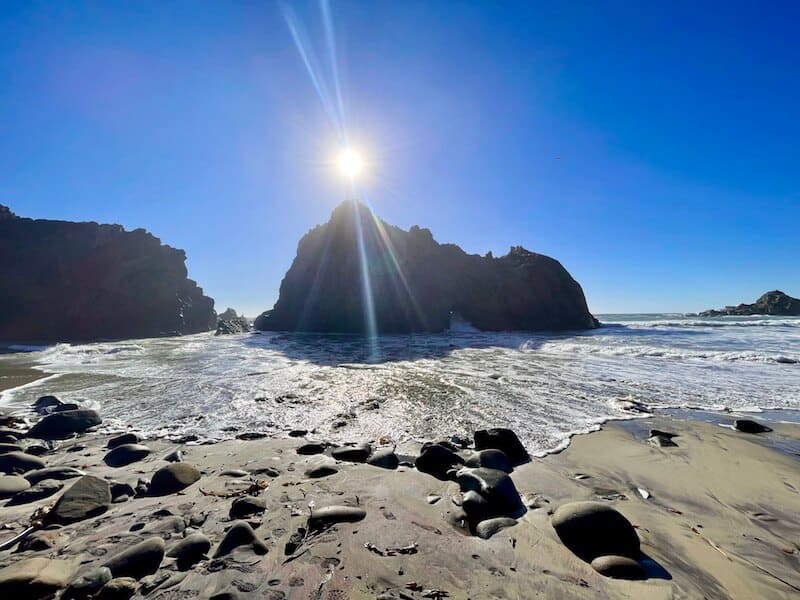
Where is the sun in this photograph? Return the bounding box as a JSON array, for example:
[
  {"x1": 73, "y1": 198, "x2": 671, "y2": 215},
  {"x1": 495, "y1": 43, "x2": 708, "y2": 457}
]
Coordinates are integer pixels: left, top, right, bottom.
[{"x1": 337, "y1": 148, "x2": 364, "y2": 178}]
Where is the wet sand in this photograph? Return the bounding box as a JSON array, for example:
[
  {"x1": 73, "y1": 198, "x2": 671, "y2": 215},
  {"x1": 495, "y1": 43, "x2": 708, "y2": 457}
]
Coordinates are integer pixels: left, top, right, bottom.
[{"x1": 0, "y1": 364, "x2": 48, "y2": 393}]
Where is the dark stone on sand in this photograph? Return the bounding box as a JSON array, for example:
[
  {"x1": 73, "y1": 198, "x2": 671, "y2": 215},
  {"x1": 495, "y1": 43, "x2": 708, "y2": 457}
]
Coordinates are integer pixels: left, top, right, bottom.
[
  {"x1": 25, "y1": 466, "x2": 84, "y2": 485},
  {"x1": 236, "y1": 432, "x2": 267, "y2": 440},
  {"x1": 0, "y1": 557, "x2": 77, "y2": 600},
  {"x1": 20, "y1": 443, "x2": 49, "y2": 456},
  {"x1": 27, "y1": 409, "x2": 102, "y2": 439},
  {"x1": 461, "y1": 490, "x2": 491, "y2": 522},
  {"x1": 590, "y1": 555, "x2": 646, "y2": 580},
  {"x1": 297, "y1": 442, "x2": 326, "y2": 455},
  {"x1": 167, "y1": 533, "x2": 211, "y2": 567},
  {"x1": 331, "y1": 442, "x2": 371, "y2": 463},
  {"x1": 305, "y1": 465, "x2": 338, "y2": 478},
  {"x1": 220, "y1": 469, "x2": 248, "y2": 477},
  {"x1": 307, "y1": 505, "x2": 366, "y2": 530},
  {"x1": 288, "y1": 429, "x2": 308, "y2": 437},
  {"x1": 107, "y1": 433, "x2": 140, "y2": 449},
  {"x1": 104, "y1": 537, "x2": 165, "y2": 579},
  {"x1": 45, "y1": 475, "x2": 111, "y2": 525},
  {"x1": 415, "y1": 443, "x2": 464, "y2": 480},
  {"x1": 464, "y1": 449, "x2": 513, "y2": 473},
  {"x1": 214, "y1": 521, "x2": 268, "y2": 557},
  {"x1": 367, "y1": 448, "x2": 399, "y2": 470},
  {"x1": 474, "y1": 428, "x2": 529, "y2": 465},
  {"x1": 33, "y1": 396, "x2": 62, "y2": 415},
  {"x1": 551, "y1": 501, "x2": 640, "y2": 561},
  {"x1": 734, "y1": 419, "x2": 772, "y2": 434},
  {"x1": 110, "y1": 482, "x2": 136, "y2": 500},
  {"x1": 148, "y1": 463, "x2": 200, "y2": 496},
  {"x1": 163, "y1": 449, "x2": 182, "y2": 462},
  {"x1": 456, "y1": 467, "x2": 524, "y2": 516},
  {"x1": 648, "y1": 435, "x2": 678, "y2": 448},
  {"x1": 0, "y1": 474, "x2": 30, "y2": 498},
  {"x1": 649, "y1": 429, "x2": 678, "y2": 439},
  {"x1": 475, "y1": 517, "x2": 517, "y2": 539},
  {"x1": 229, "y1": 495, "x2": 266, "y2": 519},
  {"x1": 8, "y1": 478, "x2": 62, "y2": 505},
  {"x1": 0, "y1": 442, "x2": 22, "y2": 454},
  {"x1": 0, "y1": 451, "x2": 46, "y2": 474},
  {"x1": 210, "y1": 593, "x2": 241, "y2": 600},
  {"x1": 103, "y1": 444, "x2": 151, "y2": 467},
  {"x1": 95, "y1": 577, "x2": 137, "y2": 600},
  {"x1": 63, "y1": 567, "x2": 113, "y2": 600}
]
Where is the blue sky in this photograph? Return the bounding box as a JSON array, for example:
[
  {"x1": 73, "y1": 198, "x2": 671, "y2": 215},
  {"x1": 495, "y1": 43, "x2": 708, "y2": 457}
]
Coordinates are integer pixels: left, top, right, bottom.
[{"x1": 1, "y1": 1, "x2": 798, "y2": 315}]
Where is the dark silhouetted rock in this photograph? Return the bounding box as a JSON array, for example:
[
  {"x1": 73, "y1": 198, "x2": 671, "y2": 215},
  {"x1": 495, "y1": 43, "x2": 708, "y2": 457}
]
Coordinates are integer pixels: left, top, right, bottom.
[
  {"x1": 305, "y1": 465, "x2": 338, "y2": 478},
  {"x1": 33, "y1": 396, "x2": 62, "y2": 415},
  {"x1": 590, "y1": 555, "x2": 646, "y2": 580},
  {"x1": 0, "y1": 451, "x2": 46, "y2": 474},
  {"x1": 308, "y1": 505, "x2": 366, "y2": 530},
  {"x1": 215, "y1": 309, "x2": 250, "y2": 335},
  {"x1": 254, "y1": 202, "x2": 598, "y2": 334},
  {"x1": 104, "y1": 538, "x2": 164, "y2": 579},
  {"x1": 45, "y1": 475, "x2": 111, "y2": 525},
  {"x1": 473, "y1": 428, "x2": 529, "y2": 465},
  {"x1": 456, "y1": 467, "x2": 523, "y2": 517},
  {"x1": 53, "y1": 403, "x2": 80, "y2": 413},
  {"x1": 366, "y1": 448, "x2": 399, "y2": 470},
  {"x1": 700, "y1": 290, "x2": 800, "y2": 317},
  {"x1": 296, "y1": 442, "x2": 326, "y2": 455},
  {"x1": 331, "y1": 442, "x2": 371, "y2": 463},
  {"x1": 107, "y1": 433, "x2": 140, "y2": 449},
  {"x1": 0, "y1": 557, "x2": 77, "y2": 599},
  {"x1": 648, "y1": 435, "x2": 678, "y2": 448},
  {"x1": 0, "y1": 206, "x2": 215, "y2": 342},
  {"x1": 229, "y1": 495, "x2": 266, "y2": 519},
  {"x1": 148, "y1": 463, "x2": 200, "y2": 496},
  {"x1": 214, "y1": 521, "x2": 268, "y2": 557},
  {"x1": 734, "y1": 419, "x2": 773, "y2": 434},
  {"x1": 464, "y1": 449, "x2": 513, "y2": 473},
  {"x1": 27, "y1": 409, "x2": 102, "y2": 439},
  {"x1": 551, "y1": 501, "x2": 640, "y2": 561},
  {"x1": 63, "y1": 567, "x2": 113, "y2": 600},
  {"x1": 415, "y1": 443, "x2": 464, "y2": 480},
  {"x1": 103, "y1": 444, "x2": 151, "y2": 467},
  {"x1": 163, "y1": 449, "x2": 182, "y2": 462}
]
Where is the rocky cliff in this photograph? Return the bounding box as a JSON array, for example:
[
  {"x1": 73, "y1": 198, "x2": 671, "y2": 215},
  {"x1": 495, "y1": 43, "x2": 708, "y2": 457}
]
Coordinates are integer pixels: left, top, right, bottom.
[
  {"x1": 700, "y1": 290, "x2": 800, "y2": 317},
  {"x1": 0, "y1": 206, "x2": 216, "y2": 342},
  {"x1": 255, "y1": 202, "x2": 598, "y2": 333}
]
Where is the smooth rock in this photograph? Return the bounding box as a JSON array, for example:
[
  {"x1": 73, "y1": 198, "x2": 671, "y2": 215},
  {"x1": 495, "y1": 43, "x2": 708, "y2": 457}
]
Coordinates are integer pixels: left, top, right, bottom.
[
  {"x1": 53, "y1": 403, "x2": 80, "y2": 413},
  {"x1": 25, "y1": 466, "x2": 84, "y2": 485},
  {"x1": 220, "y1": 469, "x2": 248, "y2": 477},
  {"x1": 591, "y1": 555, "x2": 646, "y2": 580},
  {"x1": 648, "y1": 435, "x2": 678, "y2": 448},
  {"x1": 331, "y1": 442, "x2": 371, "y2": 463},
  {"x1": 464, "y1": 449, "x2": 513, "y2": 473},
  {"x1": 63, "y1": 567, "x2": 112, "y2": 600},
  {"x1": 167, "y1": 533, "x2": 211, "y2": 567},
  {"x1": 8, "y1": 478, "x2": 62, "y2": 505},
  {"x1": 649, "y1": 429, "x2": 678, "y2": 439},
  {"x1": 148, "y1": 463, "x2": 200, "y2": 496},
  {"x1": 475, "y1": 517, "x2": 517, "y2": 539},
  {"x1": 45, "y1": 475, "x2": 111, "y2": 525},
  {"x1": 210, "y1": 593, "x2": 241, "y2": 600},
  {"x1": 229, "y1": 495, "x2": 266, "y2": 519},
  {"x1": 473, "y1": 428, "x2": 529, "y2": 465},
  {"x1": 110, "y1": 482, "x2": 136, "y2": 500},
  {"x1": 308, "y1": 505, "x2": 366, "y2": 530},
  {"x1": 305, "y1": 465, "x2": 338, "y2": 478},
  {"x1": 104, "y1": 537, "x2": 165, "y2": 579},
  {"x1": 296, "y1": 442, "x2": 326, "y2": 455},
  {"x1": 0, "y1": 474, "x2": 31, "y2": 498},
  {"x1": 551, "y1": 501, "x2": 640, "y2": 561},
  {"x1": 0, "y1": 451, "x2": 46, "y2": 474},
  {"x1": 0, "y1": 557, "x2": 77, "y2": 599},
  {"x1": 95, "y1": 577, "x2": 137, "y2": 600},
  {"x1": 456, "y1": 467, "x2": 524, "y2": 516},
  {"x1": 27, "y1": 409, "x2": 102, "y2": 439},
  {"x1": 366, "y1": 448, "x2": 399, "y2": 469},
  {"x1": 0, "y1": 442, "x2": 22, "y2": 454},
  {"x1": 103, "y1": 444, "x2": 151, "y2": 467},
  {"x1": 214, "y1": 521, "x2": 268, "y2": 557},
  {"x1": 18, "y1": 530, "x2": 61, "y2": 552},
  {"x1": 734, "y1": 419, "x2": 773, "y2": 434},
  {"x1": 33, "y1": 396, "x2": 62, "y2": 415},
  {"x1": 288, "y1": 429, "x2": 308, "y2": 437},
  {"x1": 461, "y1": 490, "x2": 492, "y2": 521},
  {"x1": 140, "y1": 516, "x2": 186, "y2": 536},
  {"x1": 107, "y1": 433, "x2": 140, "y2": 449},
  {"x1": 415, "y1": 443, "x2": 464, "y2": 480},
  {"x1": 163, "y1": 449, "x2": 182, "y2": 462}
]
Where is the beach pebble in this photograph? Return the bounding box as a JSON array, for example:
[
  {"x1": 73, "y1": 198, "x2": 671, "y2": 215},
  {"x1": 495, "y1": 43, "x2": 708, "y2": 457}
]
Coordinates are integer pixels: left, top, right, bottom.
[
  {"x1": 0, "y1": 451, "x2": 46, "y2": 474},
  {"x1": 27, "y1": 409, "x2": 102, "y2": 440},
  {"x1": 148, "y1": 463, "x2": 201, "y2": 496},
  {"x1": 163, "y1": 449, "x2": 183, "y2": 462},
  {"x1": 475, "y1": 517, "x2": 517, "y2": 539},
  {"x1": 473, "y1": 428, "x2": 529, "y2": 465},
  {"x1": 367, "y1": 448, "x2": 399, "y2": 469},
  {"x1": 0, "y1": 474, "x2": 31, "y2": 498},
  {"x1": 464, "y1": 449, "x2": 513, "y2": 473},
  {"x1": 590, "y1": 555, "x2": 646, "y2": 580},
  {"x1": 63, "y1": 566, "x2": 112, "y2": 600},
  {"x1": 229, "y1": 495, "x2": 266, "y2": 519},
  {"x1": 296, "y1": 442, "x2": 326, "y2": 455},
  {"x1": 307, "y1": 505, "x2": 367, "y2": 530},
  {"x1": 331, "y1": 442, "x2": 372, "y2": 463},
  {"x1": 305, "y1": 465, "x2": 338, "y2": 478},
  {"x1": 456, "y1": 467, "x2": 524, "y2": 516},
  {"x1": 107, "y1": 433, "x2": 140, "y2": 449},
  {"x1": 221, "y1": 469, "x2": 249, "y2": 477},
  {"x1": 110, "y1": 482, "x2": 135, "y2": 500},
  {"x1": 25, "y1": 466, "x2": 84, "y2": 485},
  {"x1": 104, "y1": 537, "x2": 165, "y2": 579},
  {"x1": 288, "y1": 429, "x2": 308, "y2": 437},
  {"x1": 0, "y1": 442, "x2": 22, "y2": 454},
  {"x1": 0, "y1": 557, "x2": 77, "y2": 599},
  {"x1": 8, "y1": 478, "x2": 62, "y2": 505},
  {"x1": 167, "y1": 533, "x2": 211, "y2": 567},
  {"x1": 33, "y1": 396, "x2": 62, "y2": 415},
  {"x1": 551, "y1": 501, "x2": 640, "y2": 561},
  {"x1": 104, "y1": 444, "x2": 151, "y2": 467},
  {"x1": 45, "y1": 475, "x2": 111, "y2": 525},
  {"x1": 415, "y1": 443, "x2": 464, "y2": 480},
  {"x1": 214, "y1": 521, "x2": 268, "y2": 557},
  {"x1": 734, "y1": 419, "x2": 772, "y2": 434}
]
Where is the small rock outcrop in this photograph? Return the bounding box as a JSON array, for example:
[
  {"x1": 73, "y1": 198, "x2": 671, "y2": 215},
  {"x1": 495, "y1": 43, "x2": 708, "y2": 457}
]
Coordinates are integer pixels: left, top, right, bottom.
[
  {"x1": 215, "y1": 308, "x2": 250, "y2": 335},
  {"x1": 255, "y1": 201, "x2": 598, "y2": 333},
  {"x1": 700, "y1": 290, "x2": 800, "y2": 317},
  {"x1": 0, "y1": 205, "x2": 216, "y2": 342}
]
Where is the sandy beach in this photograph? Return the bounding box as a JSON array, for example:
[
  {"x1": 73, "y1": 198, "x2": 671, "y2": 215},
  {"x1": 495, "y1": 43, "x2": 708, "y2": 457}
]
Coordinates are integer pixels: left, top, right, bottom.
[{"x1": 1, "y1": 394, "x2": 798, "y2": 599}]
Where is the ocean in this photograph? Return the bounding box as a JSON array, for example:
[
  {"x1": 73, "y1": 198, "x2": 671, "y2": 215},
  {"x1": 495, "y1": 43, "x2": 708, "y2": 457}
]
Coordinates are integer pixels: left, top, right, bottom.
[{"x1": 1, "y1": 314, "x2": 799, "y2": 456}]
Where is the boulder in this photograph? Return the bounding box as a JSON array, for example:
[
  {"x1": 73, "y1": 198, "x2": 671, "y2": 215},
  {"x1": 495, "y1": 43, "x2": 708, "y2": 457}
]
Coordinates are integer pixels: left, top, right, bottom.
[
  {"x1": 415, "y1": 443, "x2": 464, "y2": 480},
  {"x1": 7, "y1": 478, "x2": 62, "y2": 505},
  {"x1": 296, "y1": 442, "x2": 326, "y2": 455},
  {"x1": 734, "y1": 419, "x2": 772, "y2": 434},
  {"x1": 103, "y1": 444, "x2": 151, "y2": 467},
  {"x1": 0, "y1": 474, "x2": 31, "y2": 498},
  {"x1": 464, "y1": 449, "x2": 513, "y2": 473},
  {"x1": 104, "y1": 538, "x2": 165, "y2": 579},
  {"x1": 95, "y1": 577, "x2": 137, "y2": 600},
  {"x1": 229, "y1": 495, "x2": 266, "y2": 519},
  {"x1": 0, "y1": 451, "x2": 46, "y2": 474},
  {"x1": 27, "y1": 409, "x2": 102, "y2": 439},
  {"x1": 475, "y1": 517, "x2": 517, "y2": 539},
  {"x1": 700, "y1": 290, "x2": 800, "y2": 317},
  {"x1": 0, "y1": 557, "x2": 77, "y2": 600},
  {"x1": 25, "y1": 466, "x2": 84, "y2": 485},
  {"x1": 107, "y1": 433, "x2": 140, "y2": 449},
  {"x1": 167, "y1": 533, "x2": 211, "y2": 568},
  {"x1": 63, "y1": 567, "x2": 113, "y2": 600},
  {"x1": 53, "y1": 403, "x2": 80, "y2": 413},
  {"x1": 214, "y1": 521, "x2": 268, "y2": 557},
  {"x1": 366, "y1": 448, "x2": 399, "y2": 470},
  {"x1": 456, "y1": 467, "x2": 524, "y2": 516},
  {"x1": 473, "y1": 429, "x2": 529, "y2": 465},
  {"x1": 33, "y1": 396, "x2": 62, "y2": 414},
  {"x1": 148, "y1": 463, "x2": 200, "y2": 496},
  {"x1": 45, "y1": 475, "x2": 111, "y2": 525},
  {"x1": 590, "y1": 555, "x2": 646, "y2": 580},
  {"x1": 305, "y1": 465, "x2": 338, "y2": 478},
  {"x1": 110, "y1": 482, "x2": 136, "y2": 501},
  {"x1": 331, "y1": 442, "x2": 371, "y2": 463},
  {"x1": 308, "y1": 505, "x2": 366, "y2": 531},
  {"x1": 551, "y1": 501, "x2": 640, "y2": 561}
]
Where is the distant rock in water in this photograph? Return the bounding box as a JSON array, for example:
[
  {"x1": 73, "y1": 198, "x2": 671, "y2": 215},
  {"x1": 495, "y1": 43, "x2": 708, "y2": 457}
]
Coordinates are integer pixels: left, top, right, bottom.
[
  {"x1": 700, "y1": 290, "x2": 800, "y2": 317},
  {"x1": 215, "y1": 308, "x2": 250, "y2": 335},
  {"x1": 255, "y1": 201, "x2": 598, "y2": 333},
  {"x1": 0, "y1": 205, "x2": 216, "y2": 342}
]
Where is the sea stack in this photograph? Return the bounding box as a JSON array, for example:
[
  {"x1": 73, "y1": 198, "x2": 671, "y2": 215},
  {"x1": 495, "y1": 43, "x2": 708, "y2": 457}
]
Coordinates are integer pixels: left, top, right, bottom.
[
  {"x1": 255, "y1": 201, "x2": 598, "y2": 333},
  {"x1": 0, "y1": 205, "x2": 216, "y2": 342},
  {"x1": 700, "y1": 290, "x2": 800, "y2": 317}
]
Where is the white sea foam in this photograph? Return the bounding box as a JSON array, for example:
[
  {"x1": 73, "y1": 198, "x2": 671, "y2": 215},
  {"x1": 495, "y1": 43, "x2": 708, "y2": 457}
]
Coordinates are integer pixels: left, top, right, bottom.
[{"x1": 0, "y1": 314, "x2": 798, "y2": 455}]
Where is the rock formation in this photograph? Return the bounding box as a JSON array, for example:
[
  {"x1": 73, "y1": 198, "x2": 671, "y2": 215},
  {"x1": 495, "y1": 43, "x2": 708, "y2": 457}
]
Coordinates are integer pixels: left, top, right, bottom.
[
  {"x1": 255, "y1": 201, "x2": 598, "y2": 333},
  {"x1": 0, "y1": 205, "x2": 215, "y2": 342},
  {"x1": 215, "y1": 308, "x2": 250, "y2": 335},
  {"x1": 700, "y1": 290, "x2": 800, "y2": 317}
]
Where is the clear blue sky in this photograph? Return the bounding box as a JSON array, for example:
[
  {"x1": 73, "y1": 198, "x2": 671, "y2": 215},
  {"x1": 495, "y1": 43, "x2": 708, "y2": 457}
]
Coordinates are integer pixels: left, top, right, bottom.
[{"x1": 2, "y1": 1, "x2": 798, "y2": 315}]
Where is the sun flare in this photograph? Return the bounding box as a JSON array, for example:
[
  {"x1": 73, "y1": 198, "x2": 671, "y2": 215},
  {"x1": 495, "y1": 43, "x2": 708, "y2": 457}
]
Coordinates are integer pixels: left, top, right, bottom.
[{"x1": 337, "y1": 148, "x2": 364, "y2": 178}]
